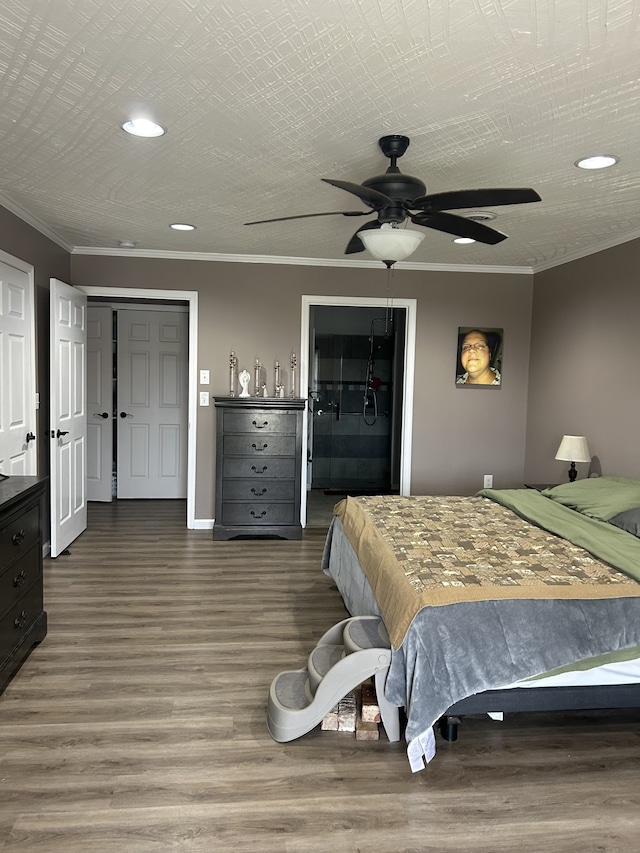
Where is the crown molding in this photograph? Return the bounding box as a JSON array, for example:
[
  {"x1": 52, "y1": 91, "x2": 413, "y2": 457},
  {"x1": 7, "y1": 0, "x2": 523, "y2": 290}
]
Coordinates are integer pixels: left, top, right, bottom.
[
  {"x1": 531, "y1": 226, "x2": 640, "y2": 272},
  {"x1": 71, "y1": 245, "x2": 535, "y2": 275},
  {"x1": 4, "y1": 195, "x2": 638, "y2": 274},
  {"x1": 0, "y1": 192, "x2": 74, "y2": 252}
]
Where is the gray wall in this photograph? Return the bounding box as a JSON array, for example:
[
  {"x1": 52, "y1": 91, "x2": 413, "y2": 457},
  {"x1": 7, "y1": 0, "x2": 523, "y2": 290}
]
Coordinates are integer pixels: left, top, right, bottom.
[
  {"x1": 525, "y1": 241, "x2": 640, "y2": 483},
  {"x1": 18, "y1": 199, "x2": 637, "y2": 527},
  {"x1": 70, "y1": 255, "x2": 534, "y2": 520}
]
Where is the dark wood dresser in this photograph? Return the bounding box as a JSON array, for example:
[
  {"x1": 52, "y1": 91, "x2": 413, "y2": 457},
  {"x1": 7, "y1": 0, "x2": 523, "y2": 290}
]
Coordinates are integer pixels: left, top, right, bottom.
[
  {"x1": 213, "y1": 397, "x2": 306, "y2": 540},
  {"x1": 0, "y1": 475, "x2": 47, "y2": 694}
]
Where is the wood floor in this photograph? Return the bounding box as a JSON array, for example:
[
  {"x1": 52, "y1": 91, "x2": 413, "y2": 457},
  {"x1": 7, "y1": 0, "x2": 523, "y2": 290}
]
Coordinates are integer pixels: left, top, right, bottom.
[{"x1": 1, "y1": 501, "x2": 640, "y2": 853}]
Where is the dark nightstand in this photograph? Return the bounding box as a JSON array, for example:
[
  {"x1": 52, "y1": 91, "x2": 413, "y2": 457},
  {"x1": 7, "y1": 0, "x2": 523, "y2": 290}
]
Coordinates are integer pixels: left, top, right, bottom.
[{"x1": 524, "y1": 483, "x2": 560, "y2": 491}]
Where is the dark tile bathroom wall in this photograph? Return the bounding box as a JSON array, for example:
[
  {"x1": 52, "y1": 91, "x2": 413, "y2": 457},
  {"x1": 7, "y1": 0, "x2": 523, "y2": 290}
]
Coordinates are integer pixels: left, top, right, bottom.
[{"x1": 311, "y1": 333, "x2": 393, "y2": 491}]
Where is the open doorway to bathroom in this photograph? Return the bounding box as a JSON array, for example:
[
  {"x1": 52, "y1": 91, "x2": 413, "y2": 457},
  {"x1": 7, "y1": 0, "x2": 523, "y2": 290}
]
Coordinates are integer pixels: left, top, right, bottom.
[
  {"x1": 304, "y1": 300, "x2": 414, "y2": 527},
  {"x1": 309, "y1": 303, "x2": 406, "y2": 493}
]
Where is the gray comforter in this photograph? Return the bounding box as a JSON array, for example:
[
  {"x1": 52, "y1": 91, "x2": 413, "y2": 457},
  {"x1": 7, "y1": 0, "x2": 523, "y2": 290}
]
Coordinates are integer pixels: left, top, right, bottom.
[{"x1": 322, "y1": 492, "x2": 640, "y2": 771}]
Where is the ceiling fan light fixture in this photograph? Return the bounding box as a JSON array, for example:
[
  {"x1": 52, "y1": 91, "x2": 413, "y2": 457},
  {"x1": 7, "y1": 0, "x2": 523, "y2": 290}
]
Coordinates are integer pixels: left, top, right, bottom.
[
  {"x1": 454, "y1": 237, "x2": 476, "y2": 244},
  {"x1": 121, "y1": 118, "x2": 166, "y2": 138},
  {"x1": 575, "y1": 154, "x2": 619, "y2": 170},
  {"x1": 360, "y1": 223, "x2": 425, "y2": 263}
]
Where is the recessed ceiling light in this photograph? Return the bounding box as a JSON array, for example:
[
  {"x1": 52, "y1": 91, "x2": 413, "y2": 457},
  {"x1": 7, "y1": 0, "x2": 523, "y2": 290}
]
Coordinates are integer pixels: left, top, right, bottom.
[
  {"x1": 118, "y1": 239, "x2": 136, "y2": 249},
  {"x1": 170, "y1": 223, "x2": 196, "y2": 231},
  {"x1": 454, "y1": 237, "x2": 476, "y2": 244},
  {"x1": 465, "y1": 211, "x2": 497, "y2": 222},
  {"x1": 575, "y1": 154, "x2": 619, "y2": 170},
  {"x1": 121, "y1": 118, "x2": 166, "y2": 138}
]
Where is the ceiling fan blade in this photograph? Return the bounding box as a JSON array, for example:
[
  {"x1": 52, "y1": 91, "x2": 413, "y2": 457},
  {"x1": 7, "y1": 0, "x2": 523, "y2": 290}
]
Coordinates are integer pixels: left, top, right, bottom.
[
  {"x1": 411, "y1": 211, "x2": 507, "y2": 244},
  {"x1": 345, "y1": 220, "x2": 382, "y2": 255},
  {"x1": 244, "y1": 210, "x2": 370, "y2": 225},
  {"x1": 412, "y1": 188, "x2": 541, "y2": 212},
  {"x1": 322, "y1": 178, "x2": 394, "y2": 211}
]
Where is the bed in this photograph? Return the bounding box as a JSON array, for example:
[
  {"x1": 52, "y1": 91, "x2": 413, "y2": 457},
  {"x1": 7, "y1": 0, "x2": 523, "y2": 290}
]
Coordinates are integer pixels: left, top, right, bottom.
[{"x1": 321, "y1": 476, "x2": 640, "y2": 771}]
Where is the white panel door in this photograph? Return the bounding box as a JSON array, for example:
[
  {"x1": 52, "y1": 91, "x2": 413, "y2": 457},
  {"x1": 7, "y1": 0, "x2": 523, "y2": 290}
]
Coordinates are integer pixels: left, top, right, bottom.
[
  {"x1": 87, "y1": 305, "x2": 113, "y2": 502},
  {"x1": 0, "y1": 260, "x2": 36, "y2": 476},
  {"x1": 50, "y1": 279, "x2": 87, "y2": 557},
  {"x1": 117, "y1": 309, "x2": 188, "y2": 499}
]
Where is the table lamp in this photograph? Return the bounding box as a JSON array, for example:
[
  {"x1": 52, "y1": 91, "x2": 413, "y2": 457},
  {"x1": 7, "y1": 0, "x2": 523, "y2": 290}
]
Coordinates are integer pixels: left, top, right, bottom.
[{"x1": 555, "y1": 435, "x2": 591, "y2": 482}]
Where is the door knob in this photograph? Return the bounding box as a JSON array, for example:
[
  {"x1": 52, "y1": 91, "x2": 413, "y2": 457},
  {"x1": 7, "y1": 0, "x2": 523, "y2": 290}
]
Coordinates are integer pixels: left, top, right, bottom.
[
  {"x1": 56, "y1": 429, "x2": 69, "y2": 438},
  {"x1": 120, "y1": 411, "x2": 133, "y2": 418},
  {"x1": 25, "y1": 432, "x2": 36, "y2": 443},
  {"x1": 93, "y1": 412, "x2": 109, "y2": 419}
]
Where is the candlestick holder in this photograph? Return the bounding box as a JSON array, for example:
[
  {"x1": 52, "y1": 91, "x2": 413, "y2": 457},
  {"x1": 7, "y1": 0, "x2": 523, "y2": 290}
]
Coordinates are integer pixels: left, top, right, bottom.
[
  {"x1": 290, "y1": 351, "x2": 297, "y2": 398},
  {"x1": 274, "y1": 358, "x2": 280, "y2": 397},
  {"x1": 254, "y1": 357, "x2": 261, "y2": 396},
  {"x1": 229, "y1": 350, "x2": 237, "y2": 396}
]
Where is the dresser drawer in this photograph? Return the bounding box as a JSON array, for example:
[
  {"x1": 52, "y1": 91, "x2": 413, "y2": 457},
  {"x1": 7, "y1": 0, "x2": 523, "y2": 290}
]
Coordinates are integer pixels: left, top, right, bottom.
[
  {"x1": 0, "y1": 545, "x2": 41, "y2": 620},
  {"x1": 0, "y1": 505, "x2": 40, "y2": 573},
  {"x1": 0, "y1": 581, "x2": 44, "y2": 667},
  {"x1": 222, "y1": 411, "x2": 297, "y2": 435},
  {"x1": 222, "y1": 479, "x2": 295, "y2": 502},
  {"x1": 222, "y1": 457, "x2": 296, "y2": 479},
  {"x1": 223, "y1": 435, "x2": 295, "y2": 457},
  {"x1": 220, "y1": 502, "x2": 296, "y2": 526}
]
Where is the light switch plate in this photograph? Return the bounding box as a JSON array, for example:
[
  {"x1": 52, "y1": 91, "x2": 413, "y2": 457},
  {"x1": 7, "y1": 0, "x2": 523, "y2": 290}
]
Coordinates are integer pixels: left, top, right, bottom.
[
  {"x1": 200, "y1": 369, "x2": 210, "y2": 385},
  {"x1": 199, "y1": 391, "x2": 210, "y2": 406}
]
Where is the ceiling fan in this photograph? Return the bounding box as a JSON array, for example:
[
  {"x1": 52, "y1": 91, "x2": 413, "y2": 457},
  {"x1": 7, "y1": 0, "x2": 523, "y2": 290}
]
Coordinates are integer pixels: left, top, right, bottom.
[{"x1": 245, "y1": 135, "x2": 541, "y2": 257}]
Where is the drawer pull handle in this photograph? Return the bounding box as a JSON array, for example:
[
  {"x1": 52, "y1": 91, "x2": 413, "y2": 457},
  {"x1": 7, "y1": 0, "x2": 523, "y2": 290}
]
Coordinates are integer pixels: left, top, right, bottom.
[
  {"x1": 12, "y1": 529, "x2": 26, "y2": 546},
  {"x1": 14, "y1": 610, "x2": 27, "y2": 630},
  {"x1": 13, "y1": 570, "x2": 26, "y2": 588},
  {"x1": 252, "y1": 420, "x2": 269, "y2": 429},
  {"x1": 251, "y1": 487, "x2": 267, "y2": 496},
  {"x1": 251, "y1": 466, "x2": 268, "y2": 474},
  {"x1": 252, "y1": 443, "x2": 268, "y2": 452},
  {"x1": 250, "y1": 510, "x2": 267, "y2": 519}
]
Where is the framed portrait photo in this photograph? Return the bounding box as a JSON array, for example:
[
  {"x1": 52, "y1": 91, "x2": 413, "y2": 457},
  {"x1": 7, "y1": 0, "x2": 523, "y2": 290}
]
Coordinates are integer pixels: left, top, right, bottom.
[{"x1": 455, "y1": 327, "x2": 503, "y2": 387}]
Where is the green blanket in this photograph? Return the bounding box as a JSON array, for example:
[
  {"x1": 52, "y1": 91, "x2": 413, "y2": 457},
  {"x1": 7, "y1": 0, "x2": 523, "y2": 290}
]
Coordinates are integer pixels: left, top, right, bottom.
[{"x1": 479, "y1": 487, "x2": 640, "y2": 584}]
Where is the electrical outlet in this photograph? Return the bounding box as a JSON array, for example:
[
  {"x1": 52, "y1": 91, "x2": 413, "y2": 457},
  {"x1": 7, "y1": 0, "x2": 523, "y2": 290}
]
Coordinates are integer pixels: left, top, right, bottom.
[
  {"x1": 483, "y1": 474, "x2": 493, "y2": 488},
  {"x1": 199, "y1": 391, "x2": 210, "y2": 406}
]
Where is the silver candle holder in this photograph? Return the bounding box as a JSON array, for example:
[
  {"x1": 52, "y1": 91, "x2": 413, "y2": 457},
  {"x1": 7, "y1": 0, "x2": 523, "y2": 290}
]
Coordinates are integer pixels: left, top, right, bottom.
[
  {"x1": 290, "y1": 351, "x2": 297, "y2": 398},
  {"x1": 229, "y1": 350, "x2": 237, "y2": 396},
  {"x1": 274, "y1": 358, "x2": 280, "y2": 397},
  {"x1": 254, "y1": 356, "x2": 261, "y2": 396}
]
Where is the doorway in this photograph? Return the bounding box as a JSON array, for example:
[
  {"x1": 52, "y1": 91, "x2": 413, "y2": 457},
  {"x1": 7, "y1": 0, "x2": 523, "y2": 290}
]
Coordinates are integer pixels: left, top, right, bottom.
[
  {"x1": 309, "y1": 304, "x2": 406, "y2": 493},
  {"x1": 300, "y1": 294, "x2": 416, "y2": 527},
  {"x1": 79, "y1": 286, "x2": 198, "y2": 529},
  {"x1": 87, "y1": 300, "x2": 189, "y2": 501}
]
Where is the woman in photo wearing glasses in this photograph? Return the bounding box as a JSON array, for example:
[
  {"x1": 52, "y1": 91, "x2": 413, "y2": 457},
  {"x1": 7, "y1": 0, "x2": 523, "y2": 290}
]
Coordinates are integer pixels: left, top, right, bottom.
[{"x1": 456, "y1": 329, "x2": 501, "y2": 385}]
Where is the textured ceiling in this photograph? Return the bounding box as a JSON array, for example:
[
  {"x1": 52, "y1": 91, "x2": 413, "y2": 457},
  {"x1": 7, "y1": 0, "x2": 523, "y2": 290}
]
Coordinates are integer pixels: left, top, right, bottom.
[{"x1": 1, "y1": 0, "x2": 640, "y2": 270}]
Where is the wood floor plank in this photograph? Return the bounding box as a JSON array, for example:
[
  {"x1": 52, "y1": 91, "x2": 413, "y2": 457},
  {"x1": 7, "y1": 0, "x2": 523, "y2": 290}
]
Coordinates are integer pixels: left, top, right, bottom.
[{"x1": 1, "y1": 499, "x2": 639, "y2": 852}]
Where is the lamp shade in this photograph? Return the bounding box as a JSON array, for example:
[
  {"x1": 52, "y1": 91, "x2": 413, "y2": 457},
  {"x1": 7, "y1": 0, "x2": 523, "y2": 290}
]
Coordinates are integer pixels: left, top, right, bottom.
[
  {"x1": 360, "y1": 223, "x2": 425, "y2": 263},
  {"x1": 555, "y1": 435, "x2": 591, "y2": 463}
]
